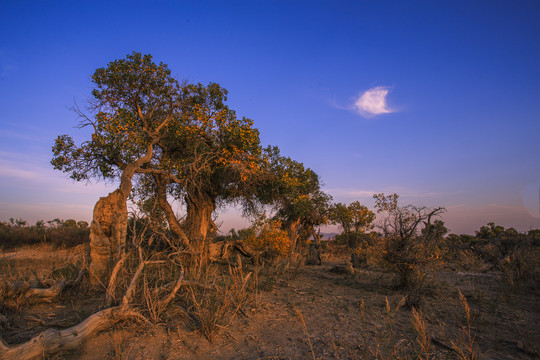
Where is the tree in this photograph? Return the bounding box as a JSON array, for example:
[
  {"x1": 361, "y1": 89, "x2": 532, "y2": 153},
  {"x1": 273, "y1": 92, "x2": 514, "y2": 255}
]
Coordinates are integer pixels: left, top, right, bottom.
[
  {"x1": 421, "y1": 219, "x2": 447, "y2": 240},
  {"x1": 134, "y1": 82, "x2": 264, "y2": 251},
  {"x1": 52, "y1": 52, "x2": 186, "y2": 283},
  {"x1": 329, "y1": 202, "x2": 353, "y2": 245},
  {"x1": 475, "y1": 222, "x2": 519, "y2": 240},
  {"x1": 258, "y1": 147, "x2": 331, "y2": 254},
  {"x1": 171, "y1": 83, "x2": 262, "y2": 247},
  {"x1": 349, "y1": 201, "x2": 376, "y2": 237},
  {"x1": 373, "y1": 193, "x2": 446, "y2": 292},
  {"x1": 330, "y1": 201, "x2": 375, "y2": 249}
]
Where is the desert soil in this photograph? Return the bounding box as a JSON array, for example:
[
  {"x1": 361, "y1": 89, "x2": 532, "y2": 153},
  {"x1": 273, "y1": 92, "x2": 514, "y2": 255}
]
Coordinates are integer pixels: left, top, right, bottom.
[{"x1": 1, "y1": 245, "x2": 539, "y2": 359}]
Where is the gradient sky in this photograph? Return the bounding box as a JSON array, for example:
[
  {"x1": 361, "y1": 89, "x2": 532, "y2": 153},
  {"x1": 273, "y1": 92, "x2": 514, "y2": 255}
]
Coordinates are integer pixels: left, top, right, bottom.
[{"x1": 1, "y1": 0, "x2": 539, "y2": 234}]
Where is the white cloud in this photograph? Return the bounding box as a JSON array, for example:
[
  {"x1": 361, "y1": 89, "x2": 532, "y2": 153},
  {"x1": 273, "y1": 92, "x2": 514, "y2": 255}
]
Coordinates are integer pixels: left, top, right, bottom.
[{"x1": 353, "y1": 86, "x2": 394, "y2": 117}]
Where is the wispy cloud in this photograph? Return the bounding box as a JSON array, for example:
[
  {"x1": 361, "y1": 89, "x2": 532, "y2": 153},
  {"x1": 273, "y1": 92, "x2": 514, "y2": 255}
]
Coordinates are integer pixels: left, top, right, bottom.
[{"x1": 353, "y1": 86, "x2": 394, "y2": 118}]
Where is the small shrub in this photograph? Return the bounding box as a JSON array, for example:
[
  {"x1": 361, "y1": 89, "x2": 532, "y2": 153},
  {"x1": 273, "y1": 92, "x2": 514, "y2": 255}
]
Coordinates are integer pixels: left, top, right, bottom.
[
  {"x1": 371, "y1": 194, "x2": 446, "y2": 302},
  {"x1": 242, "y1": 216, "x2": 291, "y2": 259},
  {"x1": 184, "y1": 263, "x2": 255, "y2": 342},
  {"x1": 499, "y1": 246, "x2": 538, "y2": 289},
  {"x1": 457, "y1": 249, "x2": 489, "y2": 272}
]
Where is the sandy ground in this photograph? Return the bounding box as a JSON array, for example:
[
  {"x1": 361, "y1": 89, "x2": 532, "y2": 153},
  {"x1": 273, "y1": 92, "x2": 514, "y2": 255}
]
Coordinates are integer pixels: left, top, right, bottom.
[{"x1": 1, "y1": 246, "x2": 539, "y2": 359}]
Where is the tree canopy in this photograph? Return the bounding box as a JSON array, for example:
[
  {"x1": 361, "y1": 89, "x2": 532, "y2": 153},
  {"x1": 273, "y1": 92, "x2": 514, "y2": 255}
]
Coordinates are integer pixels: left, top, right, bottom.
[
  {"x1": 51, "y1": 51, "x2": 331, "y2": 268},
  {"x1": 256, "y1": 146, "x2": 332, "y2": 249},
  {"x1": 330, "y1": 200, "x2": 375, "y2": 248},
  {"x1": 52, "y1": 52, "x2": 183, "y2": 182}
]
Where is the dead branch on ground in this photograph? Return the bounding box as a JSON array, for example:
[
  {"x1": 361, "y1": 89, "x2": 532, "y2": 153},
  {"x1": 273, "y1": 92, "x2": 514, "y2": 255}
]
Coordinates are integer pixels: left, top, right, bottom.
[{"x1": 0, "y1": 269, "x2": 84, "y2": 308}]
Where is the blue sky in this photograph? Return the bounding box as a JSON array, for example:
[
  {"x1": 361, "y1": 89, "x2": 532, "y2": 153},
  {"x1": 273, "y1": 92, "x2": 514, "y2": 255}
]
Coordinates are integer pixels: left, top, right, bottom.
[{"x1": 1, "y1": 0, "x2": 539, "y2": 234}]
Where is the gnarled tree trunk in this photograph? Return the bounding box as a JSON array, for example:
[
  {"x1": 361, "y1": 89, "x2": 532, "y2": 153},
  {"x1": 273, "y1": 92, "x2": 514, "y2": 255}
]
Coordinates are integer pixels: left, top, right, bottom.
[
  {"x1": 89, "y1": 146, "x2": 154, "y2": 286},
  {"x1": 0, "y1": 254, "x2": 156, "y2": 360},
  {"x1": 185, "y1": 192, "x2": 216, "y2": 251},
  {"x1": 153, "y1": 174, "x2": 190, "y2": 249},
  {"x1": 287, "y1": 218, "x2": 301, "y2": 256},
  {"x1": 89, "y1": 189, "x2": 128, "y2": 286}
]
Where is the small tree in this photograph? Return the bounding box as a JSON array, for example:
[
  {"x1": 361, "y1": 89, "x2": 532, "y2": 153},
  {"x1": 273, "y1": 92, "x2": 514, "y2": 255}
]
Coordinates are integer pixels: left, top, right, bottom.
[
  {"x1": 329, "y1": 202, "x2": 353, "y2": 246},
  {"x1": 258, "y1": 146, "x2": 331, "y2": 255},
  {"x1": 350, "y1": 201, "x2": 376, "y2": 239},
  {"x1": 373, "y1": 193, "x2": 446, "y2": 295},
  {"x1": 330, "y1": 201, "x2": 375, "y2": 250}
]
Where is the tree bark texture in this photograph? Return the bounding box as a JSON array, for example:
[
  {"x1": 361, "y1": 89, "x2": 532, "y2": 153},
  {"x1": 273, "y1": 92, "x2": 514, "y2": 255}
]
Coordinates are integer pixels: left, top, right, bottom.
[
  {"x1": 0, "y1": 306, "x2": 136, "y2": 360},
  {"x1": 185, "y1": 193, "x2": 216, "y2": 250},
  {"x1": 154, "y1": 174, "x2": 190, "y2": 248},
  {"x1": 89, "y1": 189, "x2": 129, "y2": 286},
  {"x1": 89, "y1": 146, "x2": 154, "y2": 286},
  {"x1": 287, "y1": 218, "x2": 301, "y2": 256}
]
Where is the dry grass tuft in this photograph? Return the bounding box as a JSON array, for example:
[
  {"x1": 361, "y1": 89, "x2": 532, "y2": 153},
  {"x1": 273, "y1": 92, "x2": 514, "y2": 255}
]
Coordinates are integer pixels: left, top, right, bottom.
[{"x1": 451, "y1": 290, "x2": 480, "y2": 360}]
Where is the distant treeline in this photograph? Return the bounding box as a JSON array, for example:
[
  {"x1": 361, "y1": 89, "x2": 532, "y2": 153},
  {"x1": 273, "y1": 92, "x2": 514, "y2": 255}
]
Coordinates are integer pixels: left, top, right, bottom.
[
  {"x1": 0, "y1": 218, "x2": 90, "y2": 250},
  {"x1": 2, "y1": 217, "x2": 539, "y2": 255}
]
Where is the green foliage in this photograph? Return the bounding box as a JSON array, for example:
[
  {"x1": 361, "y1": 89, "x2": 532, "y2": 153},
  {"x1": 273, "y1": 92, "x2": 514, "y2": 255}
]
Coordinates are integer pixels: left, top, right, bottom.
[
  {"x1": 329, "y1": 203, "x2": 353, "y2": 235},
  {"x1": 329, "y1": 201, "x2": 375, "y2": 248},
  {"x1": 52, "y1": 52, "x2": 184, "y2": 182},
  {"x1": 159, "y1": 81, "x2": 263, "y2": 214},
  {"x1": 255, "y1": 146, "x2": 332, "y2": 247},
  {"x1": 51, "y1": 52, "x2": 266, "y2": 245},
  {"x1": 475, "y1": 222, "x2": 520, "y2": 240},
  {"x1": 349, "y1": 201, "x2": 376, "y2": 234},
  {"x1": 444, "y1": 223, "x2": 540, "y2": 270},
  {"x1": 373, "y1": 192, "x2": 399, "y2": 212},
  {"x1": 443, "y1": 223, "x2": 540, "y2": 288}
]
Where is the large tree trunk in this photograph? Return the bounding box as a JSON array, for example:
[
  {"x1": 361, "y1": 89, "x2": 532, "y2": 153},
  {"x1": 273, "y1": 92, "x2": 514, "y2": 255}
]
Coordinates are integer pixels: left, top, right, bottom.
[
  {"x1": 297, "y1": 223, "x2": 313, "y2": 251},
  {"x1": 89, "y1": 146, "x2": 154, "y2": 286},
  {"x1": 89, "y1": 189, "x2": 129, "y2": 286},
  {"x1": 153, "y1": 174, "x2": 190, "y2": 249},
  {"x1": 185, "y1": 192, "x2": 216, "y2": 251}
]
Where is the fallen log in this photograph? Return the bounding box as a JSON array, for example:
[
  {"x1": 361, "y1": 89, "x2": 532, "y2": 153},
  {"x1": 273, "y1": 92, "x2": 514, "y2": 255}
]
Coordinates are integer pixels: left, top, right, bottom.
[
  {"x1": 0, "y1": 305, "x2": 139, "y2": 360},
  {"x1": 0, "y1": 258, "x2": 147, "y2": 360},
  {"x1": 0, "y1": 269, "x2": 84, "y2": 308},
  {"x1": 209, "y1": 240, "x2": 255, "y2": 263}
]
